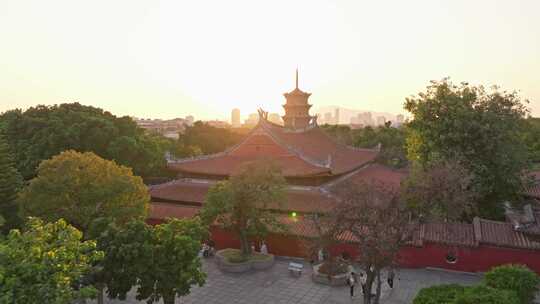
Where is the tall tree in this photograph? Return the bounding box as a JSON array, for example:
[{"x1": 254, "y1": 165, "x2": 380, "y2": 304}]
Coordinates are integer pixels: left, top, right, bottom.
[
  {"x1": 0, "y1": 218, "x2": 103, "y2": 304},
  {"x1": 200, "y1": 160, "x2": 286, "y2": 256},
  {"x1": 0, "y1": 135, "x2": 23, "y2": 233},
  {"x1": 403, "y1": 161, "x2": 477, "y2": 222},
  {"x1": 0, "y1": 103, "x2": 168, "y2": 180},
  {"x1": 18, "y1": 150, "x2": 149, "y2": 232},
  {"x1": 405, "y1": 79, "x2": 529, "y2": 219},
  {"x1": 90, "y1": 218, "x2": 207, "y2": 304},
  {"x1": 330, "y1": 180, "x2": 413, "y2": 304}
]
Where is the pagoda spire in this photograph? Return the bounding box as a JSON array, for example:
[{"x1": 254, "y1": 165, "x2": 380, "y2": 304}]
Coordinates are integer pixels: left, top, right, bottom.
[{"x1": 295, "y1": 68, "x2": 299, "y2": 89}]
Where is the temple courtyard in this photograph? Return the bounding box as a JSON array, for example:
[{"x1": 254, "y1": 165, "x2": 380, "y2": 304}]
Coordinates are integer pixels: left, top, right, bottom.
[{"x1": 90, "y1": 257, "x2": 494, "y2": 304}]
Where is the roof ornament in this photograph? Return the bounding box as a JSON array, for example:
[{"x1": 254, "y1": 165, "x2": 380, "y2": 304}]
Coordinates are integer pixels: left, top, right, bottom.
[{"x1": 257, "y1": 108, "x2": 269, "y2": 120}]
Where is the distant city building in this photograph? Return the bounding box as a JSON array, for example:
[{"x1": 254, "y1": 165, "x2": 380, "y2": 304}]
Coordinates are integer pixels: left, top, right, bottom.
[
  {"x1": 231, "y1": 108, "x2": 241, "y2": 128},
  {"x1": 135, "y1": 117, "x2": 187, "y2": 137},
  {"x1": 377, "y1": 116, "x2": 386, "y2": 126},
  {"x1": 185, "y1": 115, "x2": 194, "y2": 126},
  {"x1": 323, "y1": 112, "x2": 332, "y2": 124},
  {"x1": 334, "y1": 108, "x2": 340, "y2": 125},
  {"x1": 205, "y1": 120, "x2": 230, "y2": 128},
  {"x1": 395, "y1": 114, "x2": 405, "y2": 127},
  {"x1": 360, "y1": 112, "x2": 373, "y2": 126}
]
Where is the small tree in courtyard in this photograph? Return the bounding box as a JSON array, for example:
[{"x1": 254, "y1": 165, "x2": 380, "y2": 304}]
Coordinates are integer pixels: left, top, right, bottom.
[
  {"x1": 201, "y1": 160, "x2": 286, "y2": 256},
  {"x1": 330, "y1": 180, "x2": 414, "y2": 304},
  {"x1": 90, "y1": 218, "x2": 207, "y2": 304}
]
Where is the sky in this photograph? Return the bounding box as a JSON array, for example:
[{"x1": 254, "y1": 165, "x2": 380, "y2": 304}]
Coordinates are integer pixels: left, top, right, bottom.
[{"x1": 1, "y1": 0, "x2": 539, "y2": 121}]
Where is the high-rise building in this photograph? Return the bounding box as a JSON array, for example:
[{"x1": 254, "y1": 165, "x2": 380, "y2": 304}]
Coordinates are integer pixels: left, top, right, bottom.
[
  {"x1": 244, "y1": 113, "x2": 259, "y2": 127},
  {"x1": 377, "y1": 116, "x2": 386, "y2": 126},
  {"x1": 185, "y1": 115, "x2": 194, "y2": 125},
  {"x1": 396, "y1": 114, "x2": 404, "y2": 124},
  {"x1": 231, "y1": 108, "x2": 241, "y2": 128},
  {"x1": 324, "y1": 112, "x2": 332, "y2": 124},
  {"x1": 334, "y1": 108, "x2": 340, "y2": 125}
]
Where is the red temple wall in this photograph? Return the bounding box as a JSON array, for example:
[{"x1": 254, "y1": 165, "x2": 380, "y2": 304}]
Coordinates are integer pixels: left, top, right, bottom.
[{"x1": 209, "y1": 227, "x2": 540, "y2": 274}]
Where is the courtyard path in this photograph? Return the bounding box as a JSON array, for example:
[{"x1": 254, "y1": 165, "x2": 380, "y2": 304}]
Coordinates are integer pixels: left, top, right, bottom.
[{"x1": 90, "y1": 257, "x2": 484, "y2": 304}]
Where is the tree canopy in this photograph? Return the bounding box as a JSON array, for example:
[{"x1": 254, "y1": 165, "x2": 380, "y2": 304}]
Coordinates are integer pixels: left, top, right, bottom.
[
  {"x1": 0, "y1": 218, "x2": 103, "y2": 304},
  {"x1": 329, "y1": 180, "x2": 413, "y2": 304},
  {"x1": 321, "y1": 123, "x2": 408, "y2": 168},
  {"x1": 91, "y1": 218, "x2": 207, "y2": 304},
  {"x1": 0, "y1": 103, "x2": 168, "y2": 180},
  {"x1": 0, "y1": 135, "x2": 23, "y2": 233},
  {"x1": 405, "y1": 79, "x2": 529, "y2": 219},
  {"x1": 18, "y1": 150, "x2": 149, "y2": 232},
  {"x1": 201, "y1": 160, "x2": 286, "y2": 256},
  {"x1": 174, "y1": 121, "x2": 245, "y2": 157}
]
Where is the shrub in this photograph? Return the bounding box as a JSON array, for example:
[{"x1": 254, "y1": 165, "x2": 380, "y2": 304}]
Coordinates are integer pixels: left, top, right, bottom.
[
  {"x1": 318, "y1": 261, "x2": 349, "y2": 276},
  {"x1": 454, "y1": 285, "x2": 519, "y2": 304},
  {"x1": 413, "y1": 284, "x2": 465, "y2": 304},
  {"x1": 484, "y1": 264, "x2": 539, "y2": 304}
]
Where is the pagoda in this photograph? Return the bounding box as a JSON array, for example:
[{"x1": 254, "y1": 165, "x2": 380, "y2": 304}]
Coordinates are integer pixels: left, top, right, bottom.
[{"x1": 148, "y1": 72, "x2": 404, "y2": 223}]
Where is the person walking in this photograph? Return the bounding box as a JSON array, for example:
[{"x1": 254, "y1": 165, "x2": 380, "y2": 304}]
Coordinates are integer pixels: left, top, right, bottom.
[
  {"x1": 359, "y1": 272, "x2": 367, "y2": 295},
  {"x1": 387, "y1": 268, "x2": 395, "y2": 289},
  {"x1": 348, "y1": 272, "x2": 357, "y2": 298},
  {"x1": 260, "y1": 241, "x2": 268, "y2": 255}
]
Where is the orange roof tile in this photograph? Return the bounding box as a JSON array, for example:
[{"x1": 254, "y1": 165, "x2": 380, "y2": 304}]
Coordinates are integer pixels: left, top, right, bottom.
[{"x1": 149, "y1": 180, "x2": 337, "y2": 213}]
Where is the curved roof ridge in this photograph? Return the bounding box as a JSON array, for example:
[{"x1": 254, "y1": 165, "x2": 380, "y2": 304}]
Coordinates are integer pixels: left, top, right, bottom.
[{"x1": 259, "y1": 120, "x2": 330, "y2": 169}]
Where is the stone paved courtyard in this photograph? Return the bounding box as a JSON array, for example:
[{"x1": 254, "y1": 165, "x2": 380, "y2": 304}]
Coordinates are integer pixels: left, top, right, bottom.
[{"x1": 92, "y1": 257, "x2": 485, "y2": 304}]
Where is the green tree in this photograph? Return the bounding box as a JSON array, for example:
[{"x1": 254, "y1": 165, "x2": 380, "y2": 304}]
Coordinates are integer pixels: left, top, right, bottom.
[
  {"x1": 454, "y1": 285, "x2": 519, "y2": 304},
  {"x1": 521, "y1": 117, "x2": 540, "y2": 165},
  {"x1": 0, "y1": 136, "x2": 23, "y2": 233},
  {"x1": 89, "y1": 218, "x2": 207, "y2": 304},
  {"x1": 403, "y1": 161, "x2": 477, "y2": 222},
  {"x1": 201, "y1": 160, "x2": 286, "y2": 256},
  {"x1": 413, "y1": 284, "x2": 465, "y2": 304},
  {"x1": 18, "y1": 150, "x2": 149, "y2": 232},
  {"x1": 0, "y1": 218, "x2": 103, "y2": 304},
  {"x1": 405, "y1": 79, "x2": 529, "y2": 219},
  {"x1": 137, "y1": 218, "x2": 207, "y2": 304},
  {"x1": 178, "y1": 121, "x2": 245, "y2": 155},
  {"x1": 0, "y1": 103, "x2": 168, "y2": 180},
  {"x1": 484, "y1": 264, "x2": 539, "y2": 304}
]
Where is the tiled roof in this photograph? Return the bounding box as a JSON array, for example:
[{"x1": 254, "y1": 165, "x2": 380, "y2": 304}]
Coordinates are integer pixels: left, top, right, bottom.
[
  {"x1": 523, "y1": 170, "x2": 540, "y2": 198},
  {"x1": 168, "y1": 120, "x2": 378, "y2": 177},
  {"x1": 477, "y1": 218, "x2": 540, "y2": 250},
  {"x1": 423, "y1": 223, "x2": 477, "y2": 247},
  {"x1": 325, "y1": 163, "x2": 408, "y2": 190},
  {"x1": 149, "y1": 202, "x2": 200, "y2": 220},
  {"x1": 149, "y1": 179, "x2": 337, "y2": 214}
]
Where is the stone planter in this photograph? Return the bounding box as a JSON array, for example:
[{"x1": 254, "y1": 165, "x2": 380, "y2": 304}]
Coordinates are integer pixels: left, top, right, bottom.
[
  {"x1": 311, "y1": 263, "x2": 349, "y2": 286},
  {"x1": 215, "y1": 249, "x2": 274, "y2": 273}
]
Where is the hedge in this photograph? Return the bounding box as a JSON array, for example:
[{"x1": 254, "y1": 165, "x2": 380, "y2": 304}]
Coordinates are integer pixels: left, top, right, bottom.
[
  {"x1": 412, "y1": 284, "x2": 465, "y2": 304},
  {"x1": 484, "y1": 264, "x2": 539, "y2": 304}
]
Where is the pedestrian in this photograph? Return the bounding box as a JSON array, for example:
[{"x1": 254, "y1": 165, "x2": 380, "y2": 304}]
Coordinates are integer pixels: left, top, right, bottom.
[
  {"x1": 251, "y1": 243, "x2": 256, "y2": 253},
  {"x1": 348, "y1": 272, "x2": 356, "y2": 298},
  {"x1": 387, "y1": 268, "x2": 395, "y2": 289},
  {"x1": 318, "y1": 248, "x2": 324, "y2": 263},
  {"x1": 260, "y1": 241, "x2": 268, "y2": 255},
  {"x1": 359, "y1": 272, "x2": 367, "y2": 295},
  {"x1": 202, "y1": 243, "x2": 209, "y2": 258}
]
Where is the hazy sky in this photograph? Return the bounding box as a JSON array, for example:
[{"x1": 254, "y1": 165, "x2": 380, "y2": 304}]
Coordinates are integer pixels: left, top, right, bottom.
[{"x1": 1, "y1": 0, "x2": 539, "y2": 120}]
